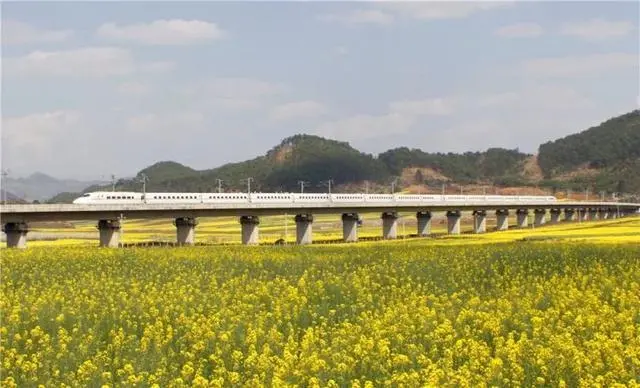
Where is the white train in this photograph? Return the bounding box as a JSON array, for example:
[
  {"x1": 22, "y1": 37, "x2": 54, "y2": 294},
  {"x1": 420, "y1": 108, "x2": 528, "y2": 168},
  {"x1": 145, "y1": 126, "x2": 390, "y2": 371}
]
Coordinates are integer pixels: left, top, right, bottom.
[{"x1": 72, "y1": 191, "x2": 558, "y2": 205}]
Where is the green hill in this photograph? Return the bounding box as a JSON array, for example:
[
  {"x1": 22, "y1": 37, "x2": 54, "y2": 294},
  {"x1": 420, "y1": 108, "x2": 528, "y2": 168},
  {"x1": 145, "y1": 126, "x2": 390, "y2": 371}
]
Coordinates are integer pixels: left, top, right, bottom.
[
  {"x1": 46, "y1": 110, "x2": 640, "y2": 203},
  {"x1": 537, "y1": 110, "x2": 640, "y2": 193},
  {"x1": 538, "y1": 110, "x2": 640, "y2": 176}
]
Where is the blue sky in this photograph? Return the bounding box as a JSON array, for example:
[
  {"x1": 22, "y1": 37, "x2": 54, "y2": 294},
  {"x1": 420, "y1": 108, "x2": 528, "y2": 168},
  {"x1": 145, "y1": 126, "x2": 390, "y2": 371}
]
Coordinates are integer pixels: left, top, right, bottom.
[{"x1": 2, "y1": 1, "x2": 638, "y2": 180}]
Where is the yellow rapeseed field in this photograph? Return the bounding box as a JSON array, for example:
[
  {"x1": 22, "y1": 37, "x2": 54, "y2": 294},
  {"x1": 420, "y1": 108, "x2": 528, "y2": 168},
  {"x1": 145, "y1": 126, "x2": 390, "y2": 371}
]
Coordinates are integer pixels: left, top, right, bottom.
[{"x1": 2, "y1": 242, "x2": 639, "y2": 386}]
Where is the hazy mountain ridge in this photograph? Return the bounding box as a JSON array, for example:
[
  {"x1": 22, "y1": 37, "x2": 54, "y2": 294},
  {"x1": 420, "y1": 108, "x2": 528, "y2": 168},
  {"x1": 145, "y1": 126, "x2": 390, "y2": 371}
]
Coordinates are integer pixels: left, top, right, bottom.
[
  {"x1": 41, "y1": 110, "x2": 640, "y2": 203},
  {"x1": 3, "y1": 172, "x2": 107, "y2": 202}
]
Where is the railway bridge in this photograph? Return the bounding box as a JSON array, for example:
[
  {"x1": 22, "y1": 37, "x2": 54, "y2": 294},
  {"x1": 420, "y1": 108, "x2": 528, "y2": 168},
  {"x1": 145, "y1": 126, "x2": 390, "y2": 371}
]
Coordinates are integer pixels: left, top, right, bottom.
[{"x1": 1, "y1": 200, "x2": 638, "y2": 248}]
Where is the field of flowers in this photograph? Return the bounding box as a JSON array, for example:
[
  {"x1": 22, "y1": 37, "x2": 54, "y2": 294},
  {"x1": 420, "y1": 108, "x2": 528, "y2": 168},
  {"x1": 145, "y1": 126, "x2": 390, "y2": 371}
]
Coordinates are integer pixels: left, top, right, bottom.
[{"x1": 2, "y1": 242, "x2": 639, "y2": 386}]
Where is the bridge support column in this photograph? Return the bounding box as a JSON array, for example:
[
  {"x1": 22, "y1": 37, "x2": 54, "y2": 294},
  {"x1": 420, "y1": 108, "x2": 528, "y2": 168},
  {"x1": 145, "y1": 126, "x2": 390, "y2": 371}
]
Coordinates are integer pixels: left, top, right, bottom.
[
  {"x1": 534, "y1": 209, "x2": 546, "y2": 227},
  {"x1": 588, "y1": 208, "x2": 597, "y2": 221},
  {"x1": 495, "y1": 209, "x2": 509, "y2": 231},
  {"x1": 446, "y1": 210, "x2": 461, "y2": 235},
  {"x1": 175, "y1": 217, "x2": 197, "y2": 246},
  {"x1": 98, "y1": 220, "x2": 121, "y2": 248},
  {"x1": 516, "y1": 209, "x2": 529, "y2": 228},
  {"x1": 381, "y1": 211, "x2": 398, "y2": 239},
  {"x1": 597, "y1": 209, "x2": 606, "y2": 220},
  {"x1": 295, "y1": 214, "x2": 313, "y2": 245},
  {"x1": 3, "y1": 222, "x2": 29, "y2": 249},
  {"x1": 342, "y1": 213, "x2": 359, "y2": 243},
  {"x1": 240, "y1": 216, "x2": 260, "y2": 245},
  {"x1": 549, "y1": 209, "x2": 561, "y2": 224},
  {"x1": 472, "y1": 210, "x2": 487, "y2": 234},
  {"x1": 578, "y1": 209, "x2": 589, "y2": 222},
  {"x1": 565, "y1": 209, "x2": 575, "y2": 222},
  {"x1": 416, "y1": 211, "x2": 432, "y2": 236}
]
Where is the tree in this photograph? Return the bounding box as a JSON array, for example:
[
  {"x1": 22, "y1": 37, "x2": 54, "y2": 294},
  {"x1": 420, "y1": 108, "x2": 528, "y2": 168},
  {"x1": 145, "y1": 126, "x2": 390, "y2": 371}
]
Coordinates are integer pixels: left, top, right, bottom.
[{"x1": 414, "y1": 169, "x2": 424, "y2": 184}]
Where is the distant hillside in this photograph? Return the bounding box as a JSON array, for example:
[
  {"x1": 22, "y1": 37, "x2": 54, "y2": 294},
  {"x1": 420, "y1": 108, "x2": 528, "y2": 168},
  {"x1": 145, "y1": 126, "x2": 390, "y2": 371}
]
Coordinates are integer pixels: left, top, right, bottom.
[
  {"x1": 538, "y1": 110, "x2": 640, "y2": 193},
  {"x1": 4, "y1": 172, "x2": 106, "y2": 201},
  {"x1": 84, "y1": 135, "x2": 390, "y2": 193},
  {"x1": 538, "y1": 110, "x2": 640, "y2": 176},
  {"x1": 0, "y1": 189, "x2": 28, "y2": 204},
  {"x1": 378, "y1": 147, "x2": 531, "y2": 186},
  {"x1": 44, "y1": 110, "x2": 640, "y2": 202}
]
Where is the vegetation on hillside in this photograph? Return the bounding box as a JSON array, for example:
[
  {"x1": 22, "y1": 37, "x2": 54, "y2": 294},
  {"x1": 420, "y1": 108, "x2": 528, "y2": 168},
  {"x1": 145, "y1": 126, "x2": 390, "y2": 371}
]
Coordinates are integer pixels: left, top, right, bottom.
[
  {"x1": 44, "y1": 110, "x2": 640, "y2": 202},
  {"x1": 379, "y1": 147, "x2": 530, "y2": 185},
  {"x1": 538, "y1": 110, "x2": 640, "y2": 176}
]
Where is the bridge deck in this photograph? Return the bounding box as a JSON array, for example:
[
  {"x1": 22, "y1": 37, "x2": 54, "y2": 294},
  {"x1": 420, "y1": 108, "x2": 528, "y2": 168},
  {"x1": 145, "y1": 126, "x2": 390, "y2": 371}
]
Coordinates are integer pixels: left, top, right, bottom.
[{"x1": 1, "y1": 201, "x2": 638, "y2": 223}]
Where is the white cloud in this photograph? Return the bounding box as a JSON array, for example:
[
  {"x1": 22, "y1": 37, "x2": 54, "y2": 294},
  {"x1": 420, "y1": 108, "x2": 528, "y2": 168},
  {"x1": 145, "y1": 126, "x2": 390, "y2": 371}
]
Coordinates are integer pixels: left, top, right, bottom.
[
  {"x1": 494, "y1": 22, "x2": 543, "y2": 38},
  {"x1": 182, "y1": 77, "x2": 286, "y2": 114},
  {"x1": 125, "y1": 111, "x2": 205, "y2": 135},
  {"x1": 3, "y1": 47, "x2": 174, "y2": 78},
  {"x1": 117, "y1": 82, "x2": 150, "y2": 96},
  {"x1": 2, "y1": 110, "x2": 80, "y2": 148},
  {"x1": 375, "y1": 1, "x2": 512, "y2": 20},
  {"x1": 478, "y1": 85, "x2": 593, "y2": 111},
  {"x1": 560, "y1": 19, "x2": 636, "y2": 41},
  {"x1": 1, "y1": 111, "x2": 82, "y2": 173},
  {"x1": 389, "y1": 98, "x2": 455, "y2": 116},
  {"x1": 522, "y1": 52, "x2": 638, "y2": 78},
  {"x1": 319, "y1": 2, "x2": 510, "y2": 26},
  {"x1": 195, "y1": 77, "x2": 285, "y2": 99},
  {"x1": 332, "y1": 46, "x2": 349, "y2": 56},
  {"x1": 2, "y1": 20, "x2": 73, "y2": 45},
  {"x1": 318, "y1": 9, "x2": 394, "y2": 25},
  {"x1": 270, "y1": 101, "x2": 327, "y2": 121},
  {"x1": 314, "y1": 113, "x2": 415, "y2": 141},
  {"x1": 314, "y1": 97, "x2": 453, "y2": 140},
  {"x1": 97, "y1": 19, "x2": 226, "y2": 45}
]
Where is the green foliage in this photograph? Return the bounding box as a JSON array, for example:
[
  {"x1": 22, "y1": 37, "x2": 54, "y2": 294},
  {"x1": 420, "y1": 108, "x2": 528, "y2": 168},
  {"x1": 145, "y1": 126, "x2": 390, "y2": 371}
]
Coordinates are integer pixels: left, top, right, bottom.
[
  {"x1": 46, "y1": 192, "x2": 81, "y2": 204},
  {"x1": 538, "y1": 110, "x2": 640, "y2": 176},
  {"x1": 378, "y1": 147, "x2": 530, "y2": 182},
  {"x1": 46, "y1": 111, "x2": 640, "y2": 201}
]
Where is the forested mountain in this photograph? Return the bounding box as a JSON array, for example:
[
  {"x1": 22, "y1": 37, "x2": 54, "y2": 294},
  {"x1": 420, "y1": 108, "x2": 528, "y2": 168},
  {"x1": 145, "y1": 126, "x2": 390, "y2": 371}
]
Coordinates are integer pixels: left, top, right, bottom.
[
  {"x1": 45, "y1": 110, "x2": 640, "y2": 202},
  {"x1": 538, "y1": 110, "x2": 640, "y2": 176},
  {"x1": 72, "y1": 135, "x2": 390, "y2": 195},
  {"x1": 3, "y1": 172, "x2": 106, "y2": 202},
  {"x1": 379, "y1": 147, "x2": 530, "y2": 185}
]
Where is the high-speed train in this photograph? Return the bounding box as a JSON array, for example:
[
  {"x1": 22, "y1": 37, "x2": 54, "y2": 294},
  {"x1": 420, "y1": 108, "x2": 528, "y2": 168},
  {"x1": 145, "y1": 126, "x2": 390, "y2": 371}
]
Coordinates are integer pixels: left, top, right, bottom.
[{"x1": 72, "y1": 191, "x2": 558, "y2": 205}]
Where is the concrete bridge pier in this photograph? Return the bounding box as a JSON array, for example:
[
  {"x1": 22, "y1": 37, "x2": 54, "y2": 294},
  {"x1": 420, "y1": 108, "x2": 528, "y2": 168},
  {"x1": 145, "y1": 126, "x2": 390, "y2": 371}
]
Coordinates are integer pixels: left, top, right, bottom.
[
  {"x1": 578, "y1": 209, "x2": 589, "y2": 222},
  {"x1": 588, "y1": 208, "x2": 598, "y2": 221},
  {"x1": 342, "y1": 213, "x2": 359, "y2": 242},
  {"x1": 98, "y1": 219, "x2": 121, "y2": 248},
  {"x1": 381, "y1": 211, "x2": 398, "y2": 239},
  {"x1": 446, "y1": 210, "x2": 461, "y2": 235},
  {"x1": 533, "y1": 209, "x2": 546, "y2": 227},
  {"x1": 549, "y1": 209, "x2": 562, "y2": 224},
  {"x1": 175, "y1": 217, "x2": 198, "y2": 246},
  {"x1": 416, "y1": 211, "x2": 432, "y2": 236},
  {"x1": 295, "y1": 213, "x2": 313, "y2": 245},
  {"x1": 565, "y1": 209, "x2": 575, "y2": 222},
  {"x1": 3, "y1": 222, "x2": 29, "y2": 248},
  {"x1": 495, "y1": 209, "x2": 509, "y2": 231},
  {"x1": 597, "y1": 209, "x2": 607, "y2": 220},
  {"x1": 472, "y1": 210, "x2": 487, "y2": 234},
  {"x1": 240, "y1": 215, "x2": 260, "y2": 245},
  {"x1": 516, "y1": 209, "x2": 529, "y2": 228}
]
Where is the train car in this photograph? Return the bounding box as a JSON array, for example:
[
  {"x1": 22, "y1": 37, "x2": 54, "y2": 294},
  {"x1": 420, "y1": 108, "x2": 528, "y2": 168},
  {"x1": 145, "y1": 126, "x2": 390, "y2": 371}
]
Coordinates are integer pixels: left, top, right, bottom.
[
  {"x1": 73, "y1": 191, "x2": 558, "y2": 206},
  {"x1": 72, "y1": 191, "x2": 143, "y2": 205},
  {"x1": 331, "y1": 194, "x2": 366, "y2": 203},
  {"x1": 144, "y1": 192, "x2": 201, "y2": 204},
  {"x1": 292, "y1": 193, "x2": 330, "y2": 202},
  {"x1": 202, "y1": 193, "x2": 249, "y2": 204}
]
